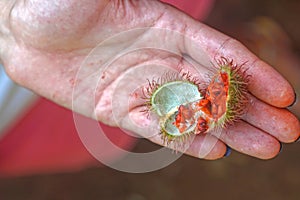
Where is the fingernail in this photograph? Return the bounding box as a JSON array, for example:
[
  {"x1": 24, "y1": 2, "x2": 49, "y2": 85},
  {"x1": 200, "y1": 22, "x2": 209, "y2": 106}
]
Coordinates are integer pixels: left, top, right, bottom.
[
  {"x1": 223, "y1": 145, "x2": 232, "y2": 157},
  {"x1": 279, "y1": 142, "x2": 283, "y2": 153},
  {"x1": 294, "y1": 135, "x2": 300, "y2": 143},
  {"x1": 288, "y1": 91, "x2": 297, "y2": 107}
]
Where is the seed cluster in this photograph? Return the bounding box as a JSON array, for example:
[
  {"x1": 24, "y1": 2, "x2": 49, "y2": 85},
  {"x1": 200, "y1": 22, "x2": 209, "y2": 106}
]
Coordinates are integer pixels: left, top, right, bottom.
[{"x1": 143, "y1": 58, "x2": 249, "y2": 144}]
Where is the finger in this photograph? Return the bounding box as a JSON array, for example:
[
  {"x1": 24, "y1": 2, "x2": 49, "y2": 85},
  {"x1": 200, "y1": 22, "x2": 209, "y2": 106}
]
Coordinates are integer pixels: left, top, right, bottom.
[
  {"x1": 125, "y1": 106, "x2": 227, "y2": 160},
  {"x1": 214, "y1": 121, "x2": 281, "y2": 159},
  {"x1": 243, "y1": 95, "x2": 300, "y2": 143},
  {"x1": 180, "y1": 22, "x2": 295, "y2": 107},
  {"x1": 147, "y1": 132, "x2": 228, "y2": 160},
  {"x1": 209, "y1": 36, "x2": 295, "y2": 108},
  {"x1": 246, "y1": 59, "x2": 295, "y2": 108},
  {"x1": 184, "y1": 134, "x2": 228, "y2": 160}
]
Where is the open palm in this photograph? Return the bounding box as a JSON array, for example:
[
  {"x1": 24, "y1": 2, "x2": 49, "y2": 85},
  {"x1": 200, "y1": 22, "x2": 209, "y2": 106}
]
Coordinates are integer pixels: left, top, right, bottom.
[{"x1": 1, "y1": 0, "x2": 299, "y2": 161}]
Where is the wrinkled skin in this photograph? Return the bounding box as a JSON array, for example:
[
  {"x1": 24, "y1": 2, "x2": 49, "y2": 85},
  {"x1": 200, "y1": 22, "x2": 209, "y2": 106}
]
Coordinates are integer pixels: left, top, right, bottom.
[{"x1": 0, "y1": 0, "x2": 299, "y2": 166}]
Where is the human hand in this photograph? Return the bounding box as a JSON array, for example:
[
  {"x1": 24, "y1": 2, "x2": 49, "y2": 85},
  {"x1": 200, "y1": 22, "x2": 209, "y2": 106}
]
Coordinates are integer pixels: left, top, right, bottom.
[{"x1": 0, "y1": 0, "x2": 299, "y2": 161}]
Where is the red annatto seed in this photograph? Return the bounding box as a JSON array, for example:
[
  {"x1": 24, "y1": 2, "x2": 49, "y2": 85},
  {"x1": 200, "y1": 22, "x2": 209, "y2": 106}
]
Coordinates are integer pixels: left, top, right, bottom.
[{"x1": 196, "y1": 117, "x2": 208, "y2": 134}]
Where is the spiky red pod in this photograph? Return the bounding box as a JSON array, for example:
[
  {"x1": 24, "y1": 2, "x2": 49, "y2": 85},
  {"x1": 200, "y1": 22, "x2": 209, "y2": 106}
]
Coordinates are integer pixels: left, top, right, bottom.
[
  {"x1": 213, "y1": 58, "x2": 250, "y2": 128},
  {"x1": 142, "y1": 58, "x2": 249, "y2": 145}
]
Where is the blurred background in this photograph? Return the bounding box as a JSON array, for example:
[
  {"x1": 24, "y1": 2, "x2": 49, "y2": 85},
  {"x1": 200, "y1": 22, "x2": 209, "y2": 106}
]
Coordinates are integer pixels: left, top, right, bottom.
[{"x1": 0, "y1": 0, "x2": 300, "y2": 199}]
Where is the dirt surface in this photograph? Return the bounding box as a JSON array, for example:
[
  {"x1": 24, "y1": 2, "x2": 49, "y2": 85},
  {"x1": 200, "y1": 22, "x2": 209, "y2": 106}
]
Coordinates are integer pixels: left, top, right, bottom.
[{"x1": 1, "y1": 1, "x2": 300, "y2": 200}]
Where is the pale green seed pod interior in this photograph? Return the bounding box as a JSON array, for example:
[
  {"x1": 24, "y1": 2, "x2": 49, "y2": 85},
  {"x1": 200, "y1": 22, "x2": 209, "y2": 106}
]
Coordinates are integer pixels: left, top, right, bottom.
[{"x1": 151, "y1": 81, "x2": 203, "y2": 117}]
